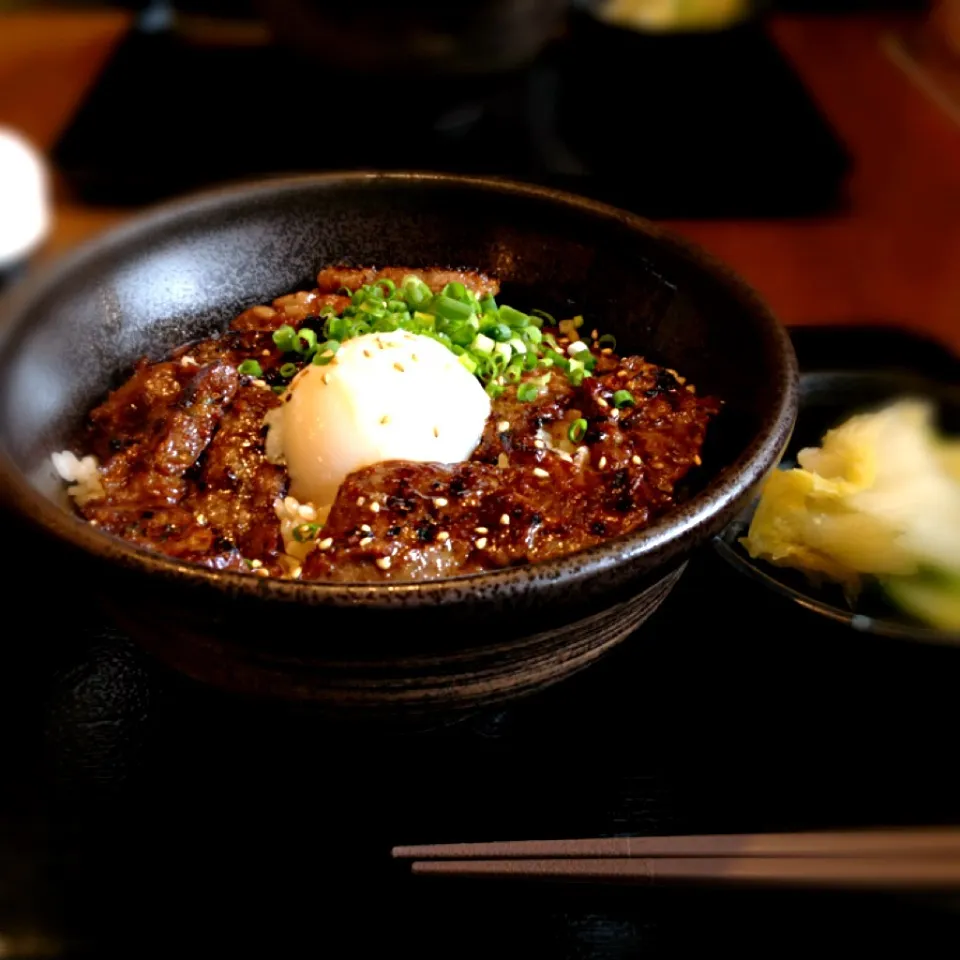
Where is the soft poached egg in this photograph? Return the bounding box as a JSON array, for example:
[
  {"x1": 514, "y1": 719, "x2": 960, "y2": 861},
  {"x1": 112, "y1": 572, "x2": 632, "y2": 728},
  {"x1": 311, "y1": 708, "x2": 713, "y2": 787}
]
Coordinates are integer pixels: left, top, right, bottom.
[{"x1": 268, "y1": 331, "x2": 490, "y2": 510}]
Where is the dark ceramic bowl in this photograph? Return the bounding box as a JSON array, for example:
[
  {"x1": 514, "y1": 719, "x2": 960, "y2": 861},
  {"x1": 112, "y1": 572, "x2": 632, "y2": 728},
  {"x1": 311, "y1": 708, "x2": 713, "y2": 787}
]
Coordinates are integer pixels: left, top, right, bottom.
[
  {"x1": 715, "y1": 368, "x2": 960, "y2": 646},
  {"x1": 0, "y1": 173, "x2": 796, "y2": 720}
]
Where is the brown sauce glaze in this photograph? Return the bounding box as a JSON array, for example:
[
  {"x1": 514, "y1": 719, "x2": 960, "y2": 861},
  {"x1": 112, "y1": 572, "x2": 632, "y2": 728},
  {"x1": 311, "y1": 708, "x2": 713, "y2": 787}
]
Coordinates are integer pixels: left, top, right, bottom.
[{"x1": 72, "y1": 267, "x2": 718, "y2": 581}]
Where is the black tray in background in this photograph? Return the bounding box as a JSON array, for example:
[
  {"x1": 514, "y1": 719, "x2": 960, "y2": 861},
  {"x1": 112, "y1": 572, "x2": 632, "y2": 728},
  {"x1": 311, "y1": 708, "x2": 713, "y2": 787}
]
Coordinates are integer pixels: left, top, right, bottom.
[
  {"x1": 1, "y1": 326, "x2": 958, "y2": 959},
  {"x1": 53, "y1": 16, "x2": 849, "y2": 218}
]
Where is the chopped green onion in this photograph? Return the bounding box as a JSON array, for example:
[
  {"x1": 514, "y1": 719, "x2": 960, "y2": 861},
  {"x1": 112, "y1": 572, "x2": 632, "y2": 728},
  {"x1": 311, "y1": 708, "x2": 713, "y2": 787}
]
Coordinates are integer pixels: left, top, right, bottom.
[
  {"x1": 504, "y1": 361, "x2": 524, "y2": 383},
  {"x1": 479, "y1": 295, "x2": 498, "y2": 314},
  {"x1": 482, "y1": 322, "x2": 512, "y2": 343},
  {"x1": 449, "y1": 323, "x2": 477, "y2": 347},
  {"x1": 237, "y1": 359, "x2": 262, "y2": 377},
  {"x1": 517, "y1": 382, "x2": 539, "y2": 403},
  {"x1": 458, "y1": 353, "x2": 478, "y2": 375},
  {"x1": 402, "y1": 276, "x2": 432, "y2": 309},
  {"x1": 613, "y1": 389, "x2": 635, "y2": 408},
  {"x1": 297, "y1": 328, "x2": 318, "y2": 355},
  {"x1": 373, "y1": 278, "x2": 396, "y2": 296},
  {"x1": 523, "y1": 326, "x2": 542, "y2": 345},
  {"x1": 499, "y1": 305, "x2": 530, "y2": 329},
  {"x1": 312, "y1": 339, "x2": 341, "y2": 365},
  {"x1": 598, "y1": 333, "x2": 617, "y2": 349},
  {"x1": 441, "y1": 281, "x2": 467, "y2": 302},
  {"x1": 387, "y1": 299, "x2": 408, "y2": 313},
  {"x1": 272, "y1": 385, "x2": 286, "y2": 395},
  {"x1": 293, "y1": 522, "x2": 319, "y2": 543},
  {"x1": 272, "y1": 325, "x2": 298, "y2": 353},
  {"x1": 279, "y1": 362, "x2": 298, "y2": 378},
  {"x1": 568, "y1": 418, "x2": 588, "y2": 444},
  {"x1": 486, "y1": 382, "x2": 506, "y2": 399},
  {"x1": 531, "y1": 309, "x2": 556, "y2": 325},
  {"x1": 473, "y1": 333, "x2": 495, "y2": 356},
  {"x1": 431, "y1": 296, "x2": 474, "y2": 322}
]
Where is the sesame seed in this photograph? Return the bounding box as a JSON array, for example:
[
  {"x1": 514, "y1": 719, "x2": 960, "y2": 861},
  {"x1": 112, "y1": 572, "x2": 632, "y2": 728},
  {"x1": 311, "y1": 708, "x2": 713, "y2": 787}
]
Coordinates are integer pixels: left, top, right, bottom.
[
  {"x1": 252, "y1": 379, "x2": 268, "y2": 388},
  {"x1": 497, "y1": 420, "x2": 510, "y2": 433},
  {"x1": 500, "y1": 514, "x2": 510, "y2": 526},
  {"x1": 262, "y1": 349, "x2": 271, "y2": 357},
  {"x1": 434, "y1": 497, "x2": 448, "y2": 507},
  {"x1": 318, "y1": 537, "x2": 333, "y2": 550},
  {"x1": 694, "y1": 455, "x2": 702, "y2": 466},
  {"x1": 411, "y1": 353, "x2": 419, "y2": 362},
  {"x1": 632, "y1": 455, "x2": 643, "y2": 465},
  {"x1": 534, "y1": 439, "x2": 546, "y2": 449},
  {"x1": 433, "y1": 426, "x2": 440, "y2": 438},
  {"x1": 291, "y1": 566, "x2": 302, "y2": 579},
  {"x1": 591, "y1": 329, "x2": 599, "y2": 339},
  {"x1": 322, "y1": 373, "x2": 330, "y2": 385},
  {"x1": 380, "y1": 414, "x2": 390, "y2": 425},
  {"x1": 601, "y1": 348, "x2": 613, "y2": 355},
  {"x1": 686, "y1": 384, "x2": 696, "y2": 393},
  {"x1": 376, "y1": 556, "x2": 392, "y2": 570},
  {"x1": 617, "y1": 369, "x2": 630, "y2": 378},
  {"x1": 557, "y1": 450, "x2": 573, "y2": 463},
  {"x1": 394, "y1": 362, "x2": 405, "y2": 373},
  {"x1": 250, "y1": 559, "x2": 263, "y2": 569},
  {"x1": 255, "y1": 568, "x2": 270, "y2": 577},
  {"x1": 533, "y1": 467, "x2": 550, "y2": 479},
  {"x1": 437, "y1": 531, "x2": 450, "y2": 542},
  {"x1": 596, "y1": 397, "x2": 609, "y2": 409},
  {"x1": 475, "y1": 537, "x2": 488, "y2": 549},
  {"x1": 356, "y1": 496, "x2": 366, "y2": 506},
  {"x1": 196, "y1": 514, "x2": 207, "y2": 526},
  {"x1": 363, "y1": 349, "x2": 372, "y2": 358},
  {"x1": 475, "y1": 526, "x2": 489, "y2": 534},
  {"x1": 360, "y1": 524, "x2": 372, "y2": 533},
  {"x1": 598, "y1": 456, "x2": 607, "y2": 469},
  {"x1": 298, "y1": 504, "x2": 317, "y2": 521},
  {"x1": 652, "y1": 461, "x2": 663, "y2": 469},
  {"x1": 370, "y1": 501, "x2": 381, "y2": 513},
  {"x1": 284, "y1": 496, "x2": 299, "y2": 515},
  {"x1": 359, "y1": 537, "x2": 373, "y2": 547}
]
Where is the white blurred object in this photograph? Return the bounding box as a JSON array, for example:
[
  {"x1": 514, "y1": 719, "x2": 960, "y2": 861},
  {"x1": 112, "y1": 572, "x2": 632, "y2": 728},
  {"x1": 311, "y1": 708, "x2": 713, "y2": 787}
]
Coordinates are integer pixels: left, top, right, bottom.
[{"x1": 0, "y1": 127, "x2": 51, "y2": 269}]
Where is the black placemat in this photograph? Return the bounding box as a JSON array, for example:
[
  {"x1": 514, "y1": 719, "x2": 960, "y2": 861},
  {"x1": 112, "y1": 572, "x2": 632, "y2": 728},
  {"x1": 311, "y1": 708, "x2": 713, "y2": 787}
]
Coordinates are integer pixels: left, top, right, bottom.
[
  {"x1": 1, "y1": 326, "x2": 958, "y2": 958},
  {"x1": 52, "y1": 16, "x2": 849, "y2": 218}
]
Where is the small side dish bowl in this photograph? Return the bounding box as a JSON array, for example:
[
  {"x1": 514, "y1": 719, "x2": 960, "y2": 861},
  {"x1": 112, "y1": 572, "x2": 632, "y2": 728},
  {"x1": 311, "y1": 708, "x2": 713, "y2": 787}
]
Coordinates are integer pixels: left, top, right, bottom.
[
  {"x1": 0, "y1": 173, "x2": 796, "y2": 719},
  {"x1": 715, "y1": 369, "x2": 960, "y2": 645}
]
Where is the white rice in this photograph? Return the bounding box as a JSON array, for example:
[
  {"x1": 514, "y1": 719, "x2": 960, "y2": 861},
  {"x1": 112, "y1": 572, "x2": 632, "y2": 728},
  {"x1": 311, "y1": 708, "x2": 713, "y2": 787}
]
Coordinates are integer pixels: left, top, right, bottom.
[
  {"x1": 274, "y1": 493, "x2": 328, "y2": 563},
  {"x1": 52, "y1": 450, "x2": 104, "y2": 505}
]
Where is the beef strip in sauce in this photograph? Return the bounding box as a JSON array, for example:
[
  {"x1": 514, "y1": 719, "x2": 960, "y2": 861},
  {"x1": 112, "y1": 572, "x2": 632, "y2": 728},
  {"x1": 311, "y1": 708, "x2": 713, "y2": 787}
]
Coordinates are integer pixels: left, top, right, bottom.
[
  {"x1": 303, "y1": 356, "x2": 718, "y2": 581},
  {"x1": 72, "y1": 266, "x2": 717, "y2": 580}
]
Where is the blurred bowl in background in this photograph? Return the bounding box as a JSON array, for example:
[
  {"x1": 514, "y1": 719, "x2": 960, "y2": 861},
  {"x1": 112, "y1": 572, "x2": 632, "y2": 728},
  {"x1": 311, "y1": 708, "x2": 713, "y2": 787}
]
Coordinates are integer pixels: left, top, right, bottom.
[{"x1": 255, "y1": 0, "x2": 568, "y2": 75}]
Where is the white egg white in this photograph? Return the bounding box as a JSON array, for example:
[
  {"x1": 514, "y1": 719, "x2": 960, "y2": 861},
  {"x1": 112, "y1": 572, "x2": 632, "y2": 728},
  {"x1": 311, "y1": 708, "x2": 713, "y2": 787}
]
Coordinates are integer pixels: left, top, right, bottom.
[{"x1": 270, "y1": 331, "x2": 490, "y2": 509}]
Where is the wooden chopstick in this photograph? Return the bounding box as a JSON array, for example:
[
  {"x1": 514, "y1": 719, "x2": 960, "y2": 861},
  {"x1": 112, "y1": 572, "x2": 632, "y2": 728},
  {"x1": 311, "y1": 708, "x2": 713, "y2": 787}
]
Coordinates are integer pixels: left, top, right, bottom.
[
  {"x1": 408, "y1": 856, "x2": 960, "y2": 889},
  {"x1": 392, "y1": 828, "x2": 960, "y2": 862}
]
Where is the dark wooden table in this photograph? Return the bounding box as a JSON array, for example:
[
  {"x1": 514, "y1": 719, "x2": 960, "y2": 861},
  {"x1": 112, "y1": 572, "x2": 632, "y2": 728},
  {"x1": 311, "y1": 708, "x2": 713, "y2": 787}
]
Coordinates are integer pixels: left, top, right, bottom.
[{"x1": 2, "y1": 10, "x2": 959, "y2": 351}]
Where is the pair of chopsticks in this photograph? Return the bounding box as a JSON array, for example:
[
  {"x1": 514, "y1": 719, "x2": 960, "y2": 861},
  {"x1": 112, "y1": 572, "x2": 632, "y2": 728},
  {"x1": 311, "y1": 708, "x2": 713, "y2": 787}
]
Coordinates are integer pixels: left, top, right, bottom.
[{"x1": 393, "y1": 828, "x2": 960, "y2": 890}]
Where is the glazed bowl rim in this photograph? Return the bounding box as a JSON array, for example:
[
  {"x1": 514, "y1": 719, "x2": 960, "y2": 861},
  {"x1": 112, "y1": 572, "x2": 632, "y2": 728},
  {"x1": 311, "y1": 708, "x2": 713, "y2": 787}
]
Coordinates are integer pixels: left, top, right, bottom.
[{"x1": 0, "y1": 171, "x2": 798, "y2": 606}]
